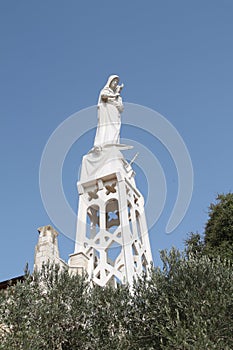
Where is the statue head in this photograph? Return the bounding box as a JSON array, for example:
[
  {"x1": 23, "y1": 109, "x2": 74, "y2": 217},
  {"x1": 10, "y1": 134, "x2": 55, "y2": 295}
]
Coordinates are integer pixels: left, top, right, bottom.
[
  {"x1": 110, "y1": 78, "x2": 119, "y2": 91},
  {"x1": 106, "y1": 75, "x2": 119, "y2": 91}
]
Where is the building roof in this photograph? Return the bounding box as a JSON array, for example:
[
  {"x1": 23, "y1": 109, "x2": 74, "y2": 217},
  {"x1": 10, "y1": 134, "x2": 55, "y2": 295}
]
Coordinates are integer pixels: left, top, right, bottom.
[{"x1": 0, "y1": 275, "x2": 25, "y2": 290}]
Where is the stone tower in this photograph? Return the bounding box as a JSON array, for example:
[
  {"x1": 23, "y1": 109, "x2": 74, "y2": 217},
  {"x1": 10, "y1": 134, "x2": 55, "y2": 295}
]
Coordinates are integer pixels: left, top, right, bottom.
[
  {"x1": 69, "y1": 75, "x2": 153, "y2": 286},
  {"x1": 69, "y1": 146, "x2": 153, "y2": 287},
  {"x1": 34, "y1": 225, "x2": 67, "y2": 270},
  {"x1": 34, "y1": 75, "x2": 153, "y2": 286}
]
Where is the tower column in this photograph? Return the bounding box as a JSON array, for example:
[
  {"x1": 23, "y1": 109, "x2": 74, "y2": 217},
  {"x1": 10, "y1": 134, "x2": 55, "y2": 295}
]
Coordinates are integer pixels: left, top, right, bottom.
[{"x1": 70, "y1": 146, "x2": 153, "y2": 287}]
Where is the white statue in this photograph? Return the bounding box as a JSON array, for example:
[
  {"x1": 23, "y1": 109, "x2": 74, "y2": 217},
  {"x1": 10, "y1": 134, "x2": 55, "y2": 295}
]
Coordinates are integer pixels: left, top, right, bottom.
[{"x1": 94, "y1": 75, "x2": 124, "y2": 149}]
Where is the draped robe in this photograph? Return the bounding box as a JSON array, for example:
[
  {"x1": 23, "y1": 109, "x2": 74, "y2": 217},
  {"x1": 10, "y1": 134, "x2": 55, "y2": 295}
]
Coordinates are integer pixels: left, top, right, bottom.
[{"x1": 94, "y1": 75, "x2": 124, "y2": 148}]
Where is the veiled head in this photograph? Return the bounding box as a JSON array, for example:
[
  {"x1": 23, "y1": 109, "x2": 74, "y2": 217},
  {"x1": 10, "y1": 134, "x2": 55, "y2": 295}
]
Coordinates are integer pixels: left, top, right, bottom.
[{"x1": 106, "y1": 75, "x2": 119, "y2": 91}]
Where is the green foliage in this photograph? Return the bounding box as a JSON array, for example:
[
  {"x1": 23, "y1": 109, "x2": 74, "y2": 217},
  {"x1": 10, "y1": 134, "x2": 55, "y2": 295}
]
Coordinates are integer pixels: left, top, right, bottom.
[
  {"x1": 0, "y1": 264, "x2": 89, "y2": 350},
  {"x1": 185, "y1": 193, "x2": 233, "y2": 262},
  {"x1": 184, "y1": 232, "x2": 205, "y2": 257},
  {"x1": 85, "y1": 284, "x2": 131, "y2": 350},
  {"x1": 205, "y1": 193, "x2": 233, "y2": 260},
  {"x1": 1, "y1": 193, "x2": 233, "y2": 349},
  {"x1": 185, "y1": 232, "x2": 206, "y2": 257},
  {"x1": 130, "y1": 248, "x2": 233, "y2": 349},
  {"x1": 0, "y1": 253, "x2": 232, "y2": 350}
]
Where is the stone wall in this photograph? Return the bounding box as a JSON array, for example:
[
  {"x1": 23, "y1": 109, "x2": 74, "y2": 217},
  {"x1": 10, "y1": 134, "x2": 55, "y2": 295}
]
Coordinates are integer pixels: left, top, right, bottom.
[
  {"x1": 34, "y1": 225, "x2": 67, "y2": 270},
  {"x1": 34, "y1": 225, "x2": 87, "y2": 276}
]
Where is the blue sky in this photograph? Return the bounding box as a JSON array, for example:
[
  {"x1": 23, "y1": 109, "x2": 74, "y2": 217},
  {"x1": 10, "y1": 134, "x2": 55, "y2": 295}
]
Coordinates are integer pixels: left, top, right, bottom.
[{"x1": 0, "y1": 1, "x2": 233, "y2": 281}]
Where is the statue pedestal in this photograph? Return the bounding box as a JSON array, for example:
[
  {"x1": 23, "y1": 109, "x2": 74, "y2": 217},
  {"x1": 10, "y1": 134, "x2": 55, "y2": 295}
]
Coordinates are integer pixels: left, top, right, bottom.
[{"x1": 73, "y1": 146, "x2": 153, "y2": 287}]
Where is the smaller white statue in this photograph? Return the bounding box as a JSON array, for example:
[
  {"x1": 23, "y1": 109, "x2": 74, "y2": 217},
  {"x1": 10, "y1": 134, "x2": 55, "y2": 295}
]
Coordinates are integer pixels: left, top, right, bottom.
[{"x1": 94, "y1": 75, "x2": 124, "y2": 149}]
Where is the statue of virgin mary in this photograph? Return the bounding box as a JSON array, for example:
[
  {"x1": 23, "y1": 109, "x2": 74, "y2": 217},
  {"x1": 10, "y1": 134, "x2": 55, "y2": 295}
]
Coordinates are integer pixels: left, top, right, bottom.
[{"x1": 94, "y1": 75, "x2": 124, "y2": 148}]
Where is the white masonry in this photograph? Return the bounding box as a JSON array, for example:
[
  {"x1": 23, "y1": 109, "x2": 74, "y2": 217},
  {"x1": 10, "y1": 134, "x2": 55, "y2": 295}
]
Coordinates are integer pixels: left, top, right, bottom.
[
  {"x1": 34, "y1": 75, "x2": 153, "y2": 287},
  {"x1": 69, "y1": 145, "x2": 153, "y2": 287}
]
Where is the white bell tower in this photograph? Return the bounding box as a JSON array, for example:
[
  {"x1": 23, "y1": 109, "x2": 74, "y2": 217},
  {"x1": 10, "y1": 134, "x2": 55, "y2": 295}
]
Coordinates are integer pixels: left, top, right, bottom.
[{"x1": 69, "y1": 75, "x2": 153, "y2": 287}]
